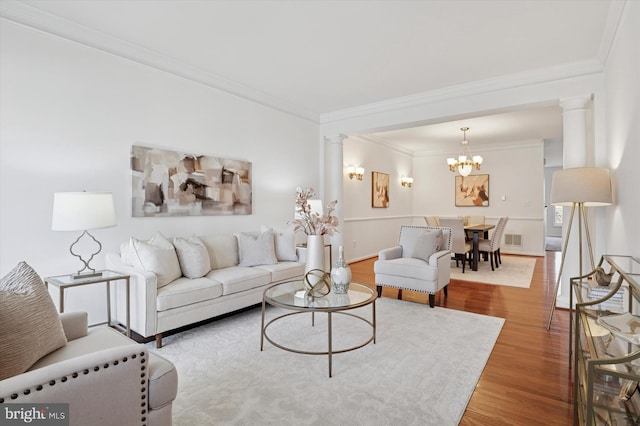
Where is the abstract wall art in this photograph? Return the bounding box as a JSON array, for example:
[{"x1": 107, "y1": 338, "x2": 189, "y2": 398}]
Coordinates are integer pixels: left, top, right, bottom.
[
  {"x1": 131, "y1": 145, "x2": 252, "y2": 217},
  {"x1": 455, "y1": 174, "x2": 489, "y2": 207},
  {"x1": 372, "y1": 171, "x2": 389, "y2": 208}
]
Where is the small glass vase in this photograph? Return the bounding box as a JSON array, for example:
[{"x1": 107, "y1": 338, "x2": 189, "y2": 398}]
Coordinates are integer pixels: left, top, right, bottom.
[{"x1": 331, "y1": 246, "x2": 352, "y2": 294}]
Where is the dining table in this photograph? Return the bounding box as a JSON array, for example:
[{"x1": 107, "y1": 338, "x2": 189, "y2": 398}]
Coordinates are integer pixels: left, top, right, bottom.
[{"x1": 464, "y1": 224, "x2": 495, "y2": 271}]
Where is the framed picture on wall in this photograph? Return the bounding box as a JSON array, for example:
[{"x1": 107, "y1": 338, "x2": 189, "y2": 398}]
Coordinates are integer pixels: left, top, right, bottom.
[
  {"x1": 372, "y1": 171, "x2": 389, "y2": 208},
  {"x1": 455, "y1": 174, "x2": 489, "y2": 207}
]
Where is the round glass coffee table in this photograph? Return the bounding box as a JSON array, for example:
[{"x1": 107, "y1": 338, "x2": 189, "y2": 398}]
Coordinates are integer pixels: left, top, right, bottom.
[{"x1": 260, "y1": 280, "x2": 376, "y2": 377}]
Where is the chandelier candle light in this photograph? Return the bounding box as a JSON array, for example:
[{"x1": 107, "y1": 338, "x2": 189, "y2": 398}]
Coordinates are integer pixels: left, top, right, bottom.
[{"x1": 447, "y1": 127, "x2": 483, "y2": 177}]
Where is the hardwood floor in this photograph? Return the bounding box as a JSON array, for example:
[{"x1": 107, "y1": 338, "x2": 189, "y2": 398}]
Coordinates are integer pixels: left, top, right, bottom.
[{"x1": 350, "y1": 252, "x2": 573, "y2": 425}]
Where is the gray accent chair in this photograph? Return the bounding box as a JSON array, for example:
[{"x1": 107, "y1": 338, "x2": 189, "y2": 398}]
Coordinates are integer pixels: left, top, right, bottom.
[
  {"x1": 0, "y1": 312, "x2": 178, "y2": 426},
  {"x1": 439, "y1": 218, "x2": 472, "y2": 273},
  {"x1": 374, "y1": 226, "x2": 452, "y2": 308}
]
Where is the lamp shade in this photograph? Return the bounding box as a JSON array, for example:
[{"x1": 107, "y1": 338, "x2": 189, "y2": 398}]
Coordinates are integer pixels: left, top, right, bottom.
[
  {"x1": 550, "y1": 167, "x2": 612, "y2": 206},
  {"x1": 52, "y1": 192, "x2": 116, "y2": 231}
]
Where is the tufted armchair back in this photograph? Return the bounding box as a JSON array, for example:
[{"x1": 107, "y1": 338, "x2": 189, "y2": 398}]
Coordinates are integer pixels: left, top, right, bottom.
[{"x1": 399, "y1": 225, "x2": 452, "y2": 256}]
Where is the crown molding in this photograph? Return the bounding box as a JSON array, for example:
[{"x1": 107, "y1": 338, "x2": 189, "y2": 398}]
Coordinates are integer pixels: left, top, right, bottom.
[
  {"x1": 0, "y1": 1, "x2": 320, "y2": 123},
  {"x1": 597, "y1": 0, "x2": 628, "y2": 67},
  {"x1": 348, "y1": 135, "x2": 414, "y2": 157},
  {"x1": 413, "y1": 139, "x2": 544, "y2": 158},
  {"x1": 320, "y1": 59, "x2": 603, "y2": 124}
]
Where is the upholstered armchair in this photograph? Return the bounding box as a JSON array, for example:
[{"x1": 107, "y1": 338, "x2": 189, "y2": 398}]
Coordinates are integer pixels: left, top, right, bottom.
[
  {"x1": 374, "y1": 226, "x2": 452, "y2": 308},
  {"x1": 1, "y1": 261, "x2": 178, "y2": 426},
  {"x1": 0, "y1": 311, "x2": 178, "y2": 426}
]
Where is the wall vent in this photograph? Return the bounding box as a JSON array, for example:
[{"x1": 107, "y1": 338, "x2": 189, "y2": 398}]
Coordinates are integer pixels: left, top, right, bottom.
[{"x1": 504, "y1": 233, "x2": 523, "y2": 246}]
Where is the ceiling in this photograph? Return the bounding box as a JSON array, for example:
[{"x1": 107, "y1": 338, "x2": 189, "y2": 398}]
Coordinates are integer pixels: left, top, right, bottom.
[{"x1": 2, "y1": 0, "x2": 619, "y2": 159}]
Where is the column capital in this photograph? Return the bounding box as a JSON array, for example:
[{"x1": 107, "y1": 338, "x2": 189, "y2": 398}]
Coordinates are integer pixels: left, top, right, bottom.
[
  {"x1": 559, "y1": 95, "x2": 592, "y2": 112},
  {"x1": 324, "y1": 134, "x2": 347, "y2": 145}
]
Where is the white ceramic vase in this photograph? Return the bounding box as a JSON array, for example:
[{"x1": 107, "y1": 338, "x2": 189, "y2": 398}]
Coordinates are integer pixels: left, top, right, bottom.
[
  {"x1": 304, "y1": 235, "x2": 326, "y2": 289},
  {"x1": 305, "y1": 235, "x2": 326, "y2": 274}
]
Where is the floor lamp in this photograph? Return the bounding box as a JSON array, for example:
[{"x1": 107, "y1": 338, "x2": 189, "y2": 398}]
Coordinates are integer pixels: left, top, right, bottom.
[{"x1": 545, "y1": 167, "x2": 612, "y2": 330}]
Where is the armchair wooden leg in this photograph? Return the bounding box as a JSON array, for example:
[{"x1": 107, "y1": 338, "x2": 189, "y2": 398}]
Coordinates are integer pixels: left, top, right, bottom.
[
  {"x1": 155, "y1": 333, "x2": 163, "y2": 349},
  {"x1": 376, "y1": 285, "x2": 383, "y2": 298},
  {"x1": 428, "y1": 294, "x2": 435, "y2": 308},
  {"x1": 490, "y1": 253, "x2": 495, "y2": 271}
]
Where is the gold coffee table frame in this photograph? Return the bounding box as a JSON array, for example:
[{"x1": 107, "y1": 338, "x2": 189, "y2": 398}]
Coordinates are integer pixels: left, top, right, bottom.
[{"x1": 260, "y1": 280, "x2": 376, "y2": 377}]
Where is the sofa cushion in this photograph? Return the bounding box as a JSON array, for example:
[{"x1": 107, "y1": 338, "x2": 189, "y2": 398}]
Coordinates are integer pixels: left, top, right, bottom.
[
  {"x1": 156, "y1": 276, "x2": 223, "y2": 311},
  {"x1": 0, "y1": 262, "x2": 67, "y2": 380},
  {"x1": 173, "y1": 236, "x2": 211, "y2": 279},
  {"x1": 408, "y1": 229, "x2": 442, "y2": 262},
  {"x1": 374, "y1": 257, "x2": 439, "y2": 281},
  {"x1": 206, "y1": 267, "x2": 271, "y2": 296},
  {"x1": 261, "y1": 225, "x2": 297, "y2": 262},
  {"x1": 128, "y1": 233, "x2": 182, "y2": 288},
  {"x1": 255, "y1": 262, "x2": 304, "y2": 283},
  {"x1": 200, "y1": 235, "x2": 239, "y2": 270},
  {"x1": 236, "y1": 229, "x2": 278, "y2": 267}
]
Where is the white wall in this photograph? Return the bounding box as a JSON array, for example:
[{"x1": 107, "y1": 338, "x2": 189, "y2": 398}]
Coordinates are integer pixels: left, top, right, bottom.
[
  {"x1": 413, "y1": 141, "x2": 545, "y2": 256},
  {"x1": 0, "y1": 22, "x2": 319, "y2": 323},
  {"x1": 342, "y1": 137, "x2": 414, "y2": 260},
  {"x1": 603, "y1": 0, "x2": 640, "y2": 257}
]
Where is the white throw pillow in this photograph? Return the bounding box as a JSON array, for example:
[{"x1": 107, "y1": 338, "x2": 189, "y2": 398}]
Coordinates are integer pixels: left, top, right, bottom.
[
  {"x1": 129, "y1": 233, "x2": 182, "y2": 287},
  {"x1": 173, "y1": 236, "x2": 211, "y2": 279},
  {"x1": 261, "y1": 225, "x2": 297, "y2": 262},
  {"x1": 236, "y1": 229, "x2": 278, "y2": 267},
  {"x1": 410, "y1": 229, "x2": 442, "y2": 262}
]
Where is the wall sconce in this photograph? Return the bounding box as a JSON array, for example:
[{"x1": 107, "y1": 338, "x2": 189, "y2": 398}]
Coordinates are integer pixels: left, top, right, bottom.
[
  {"x1": 347, "y1": 166, "x2": 365, "y2": 180},
  {"x1": 401, "y1": 177, "x2": 413, "y2": 187}
]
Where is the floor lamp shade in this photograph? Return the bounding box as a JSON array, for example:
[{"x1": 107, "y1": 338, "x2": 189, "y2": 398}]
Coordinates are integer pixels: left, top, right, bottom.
[
  {"x1": 550, "y1": 167, "x2": 612, "y2": 206},
  {"x1": 52, "y1": 192, "x2": 116, "y2": 231}
]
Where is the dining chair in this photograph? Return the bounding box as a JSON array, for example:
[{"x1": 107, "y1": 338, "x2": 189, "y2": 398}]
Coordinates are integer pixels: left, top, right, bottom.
[
  {"x1": 438, "y1": 218, "x2": 472, "y2": 273},
  {"x1": 424, "y1": 216, "x2": 439, "y2": 227},
  {"x1": 478, "y1": 216, "x2": 509, "y2": 271}
]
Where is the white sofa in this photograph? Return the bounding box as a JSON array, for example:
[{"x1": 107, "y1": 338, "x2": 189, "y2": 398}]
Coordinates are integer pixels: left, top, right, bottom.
[{"x1": 105, "y1": 229, "x2": 305, "y2": 347}]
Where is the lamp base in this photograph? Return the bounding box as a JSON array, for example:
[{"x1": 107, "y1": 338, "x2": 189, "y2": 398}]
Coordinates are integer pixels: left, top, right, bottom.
[{"x1": 72, "y1": 271, "x2": 103, "y2": 280}]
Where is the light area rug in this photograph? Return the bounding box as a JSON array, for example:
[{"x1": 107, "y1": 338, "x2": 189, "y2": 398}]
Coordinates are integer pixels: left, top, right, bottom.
[
  {"x1": 149, "y1": 297, "x2": 504, "y2": 426},
  {"x1": 451, "y1": 255, "x2": 536, "y2": 288}
]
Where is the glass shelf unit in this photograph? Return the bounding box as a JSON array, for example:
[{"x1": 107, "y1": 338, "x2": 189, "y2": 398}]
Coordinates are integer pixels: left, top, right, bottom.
[{"x1": 572, "y1": 255, "x2": 640, "y2": 425}]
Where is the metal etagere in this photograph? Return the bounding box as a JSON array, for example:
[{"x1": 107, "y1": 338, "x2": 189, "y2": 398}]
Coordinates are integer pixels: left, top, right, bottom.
[{"x1": 572, "y1": 254, "x2": 640, "y2": 425}]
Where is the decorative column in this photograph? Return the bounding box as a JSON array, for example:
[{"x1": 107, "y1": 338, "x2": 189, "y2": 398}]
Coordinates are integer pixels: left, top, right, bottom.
[
  {"x1": 324, "y1": 135, "x2": 346, "y2": 252},
  {"x1": 557, "y1": 95, "x2": 591, "y2": 308}
]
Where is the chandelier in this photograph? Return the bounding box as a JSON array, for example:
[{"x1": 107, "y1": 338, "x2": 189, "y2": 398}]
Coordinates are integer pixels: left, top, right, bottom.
[{"x1": 446, "y1": 127, "x2": 483, "y2": 177}]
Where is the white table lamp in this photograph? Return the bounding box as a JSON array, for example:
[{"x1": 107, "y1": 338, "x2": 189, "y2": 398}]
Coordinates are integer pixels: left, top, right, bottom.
[{"x1": 52, "y1": 192, "x2": 116, "y2": 279}]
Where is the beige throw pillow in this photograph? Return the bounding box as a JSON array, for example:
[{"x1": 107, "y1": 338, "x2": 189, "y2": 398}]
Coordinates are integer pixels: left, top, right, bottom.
[
  {"x1": 129, "y1": 233, "x2": 182, "y2": 287},
  {"x1": 173, "y1": 236, "x2": 211, "y2": 278},
  {"x1": 0, "y1": 262, "x2": 67, "y2": 380},
  {"x1": 410, "y1": 229, "x2": 442, "y2": 262},
  {"x1": 261, "y1": 225, "x2": 297, "y2": 262},
  {"x1": 236, "y1": 229, "x2": 278, "y2": 267}
]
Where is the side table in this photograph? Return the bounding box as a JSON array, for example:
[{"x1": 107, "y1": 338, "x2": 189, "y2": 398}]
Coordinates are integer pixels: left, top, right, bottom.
[{"x1": 44, "y1": 270, "x2": 131, "y2": 337}]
